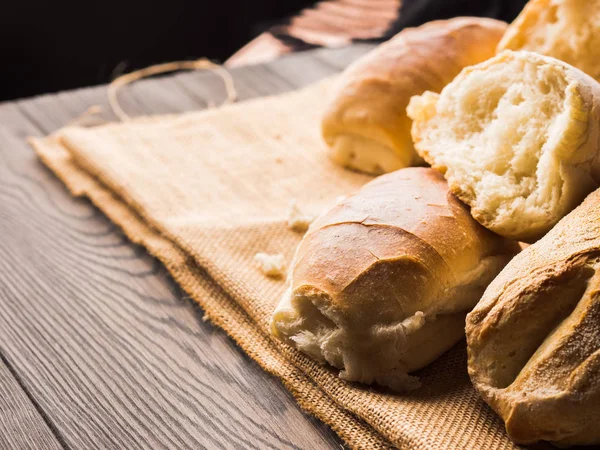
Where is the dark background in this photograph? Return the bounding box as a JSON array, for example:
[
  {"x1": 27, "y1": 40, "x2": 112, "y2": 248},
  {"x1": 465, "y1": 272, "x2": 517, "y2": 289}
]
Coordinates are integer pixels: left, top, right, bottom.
[
  {"x1": 0, "y1": 0, "x2": 527, "y2": 102},
  {"x1": 0, "y1": 0, "x2": 316, "y2": 101}
]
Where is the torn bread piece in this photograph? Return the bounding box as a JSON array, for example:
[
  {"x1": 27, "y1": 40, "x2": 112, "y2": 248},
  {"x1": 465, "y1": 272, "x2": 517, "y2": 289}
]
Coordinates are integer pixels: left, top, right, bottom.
[
  {"x1": 271, "y1": 168, "x2": 519, "y2": 391},
  {"x1": 255, "y1": 253, "x2": 286, "y2": 278},
  {"x1": 287, "y1": 200, "x2": 315, "y2": 233}
]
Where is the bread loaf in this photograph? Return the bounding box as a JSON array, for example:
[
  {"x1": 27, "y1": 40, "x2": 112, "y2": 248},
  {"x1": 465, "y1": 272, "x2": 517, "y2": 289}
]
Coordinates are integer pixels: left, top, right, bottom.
[
  {"x1": 467, "y1": 188, "x2": 600, "y2": 446},
  {"x1": 498, "y1": 0, "x2": 600, "y2": 82},
  {"x1": 321, "y1": 17, "x2": 507, "y2": 175},
  {"x1": 407, "y1": 50, "x2": 600, "y2": 242},
  {"x1": 270, "y1": 168, "x2": 519, "y2": 391}
]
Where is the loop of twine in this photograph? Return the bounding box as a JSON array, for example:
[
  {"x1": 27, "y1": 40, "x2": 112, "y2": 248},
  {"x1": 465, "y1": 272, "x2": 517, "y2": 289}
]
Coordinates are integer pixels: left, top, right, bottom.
[{"x1": 107, "y1": 59, "x2": 237, "y2": 121}]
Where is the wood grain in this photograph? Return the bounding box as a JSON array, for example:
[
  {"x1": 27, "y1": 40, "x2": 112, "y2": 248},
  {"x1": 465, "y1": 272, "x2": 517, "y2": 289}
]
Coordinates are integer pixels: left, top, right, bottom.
[
  {"x1": 0, "y1": 357, "x2": 63, "y2": 450},
  {"x1": 0, "y1": 45, "x2": 374, "y2": 449}
]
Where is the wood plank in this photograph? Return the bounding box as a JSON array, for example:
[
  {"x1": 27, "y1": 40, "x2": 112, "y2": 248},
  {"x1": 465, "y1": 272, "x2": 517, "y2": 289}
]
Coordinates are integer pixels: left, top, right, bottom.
[
  {"x1": 308, "y1": 44, "x2": 375, "y2": 70},
  {"x1": 226, "y1": 33, "x2": 293, "y2": 68},
  {"x1": 263, "y1": 45, "x2": 374, "y2": 86},
  {"x1": 0, "y1": 356, "x2": 62, "y2": 450},
  {"x1": 0, "y1": 46, "x2": 371, "y2": 449},
  {"x1": 317, "y1": 1, "x2": 399, "y2": 20},
  {"x1": 0, "y1": 110, "x2": 340, "y2": 449},
  {"x1": 299, "y1": 8, "x2": 393, "y2": 33},
  {"x1": 224, "y1": 0, "x2": 395, "y2": 68}
]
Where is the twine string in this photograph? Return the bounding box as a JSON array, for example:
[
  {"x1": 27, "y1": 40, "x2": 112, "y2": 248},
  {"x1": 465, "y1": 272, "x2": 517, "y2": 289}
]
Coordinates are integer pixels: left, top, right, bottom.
[{"x1": 107, "y1": 59, "x2": 237, "y2": 121}]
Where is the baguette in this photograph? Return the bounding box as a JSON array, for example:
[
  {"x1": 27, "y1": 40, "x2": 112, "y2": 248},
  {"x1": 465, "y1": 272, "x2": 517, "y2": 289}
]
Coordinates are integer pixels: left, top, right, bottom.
[
  {"x1": 467, "y1": 188, "x2": 600, "y2": 446},
  {"x1": 321, "y1": 17, "x2": 507, "y2": 175},
  {"x1": 271, "y1": 168, "x2": 519, "y2": 391}
]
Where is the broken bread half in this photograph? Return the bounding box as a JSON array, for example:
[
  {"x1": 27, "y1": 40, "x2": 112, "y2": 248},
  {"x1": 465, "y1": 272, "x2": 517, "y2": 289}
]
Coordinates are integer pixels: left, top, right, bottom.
[
  {"x1": 270, "y1": 168, "x2": 519, "y2": 391},
  {"x1": 407, "y1": 50, "x2": 600, "y2": 242},
  {"x1": 467, "y1": 187, "x2": 600, "y2": 446}
]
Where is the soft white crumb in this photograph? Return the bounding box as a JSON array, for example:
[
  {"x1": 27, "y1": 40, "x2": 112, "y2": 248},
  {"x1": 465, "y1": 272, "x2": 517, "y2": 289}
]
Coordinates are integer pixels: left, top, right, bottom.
[
  {"x1": 254, "y1": 252, "x2": 286, "y2": 278},
  {"x1": 287, "y1": 200, "x2": 315, "y2": 233}
]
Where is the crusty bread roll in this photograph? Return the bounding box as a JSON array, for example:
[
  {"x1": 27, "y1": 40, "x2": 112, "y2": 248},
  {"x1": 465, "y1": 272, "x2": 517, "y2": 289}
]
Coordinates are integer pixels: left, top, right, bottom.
[
  {"x1": 407, "y1": 50, "x2": 600, "y2": 242},
  {"x1": 321, "y1": 17, "x2": 507, "y2": 175},
  {"x1": 270, "y1": 168, "x2": 519, "y2": 391},
  {"x1": 498, "y1": 0, "x2": 600, "y2": 82},
  {"x1": 467, "y1": 188, "x2": 600, "y2": 447}
]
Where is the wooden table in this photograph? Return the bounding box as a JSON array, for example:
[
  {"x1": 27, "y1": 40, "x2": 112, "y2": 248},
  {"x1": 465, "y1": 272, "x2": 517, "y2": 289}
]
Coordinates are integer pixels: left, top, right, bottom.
[{"x1": 0, "y1": 44, "x2": 374, "y2": 449}]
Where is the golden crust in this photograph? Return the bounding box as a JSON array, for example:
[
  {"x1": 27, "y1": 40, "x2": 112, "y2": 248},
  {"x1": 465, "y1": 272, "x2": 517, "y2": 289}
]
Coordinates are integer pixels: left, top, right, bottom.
[
  {"x1": 271, "y1": 168, "x2": 518, "y2": 390},
  {"x1": 467, "y1": 188, "x2": 600, "y2": 446},
  {"x1": 321, "y1": 17, "x2": 507, "y2": 175}
]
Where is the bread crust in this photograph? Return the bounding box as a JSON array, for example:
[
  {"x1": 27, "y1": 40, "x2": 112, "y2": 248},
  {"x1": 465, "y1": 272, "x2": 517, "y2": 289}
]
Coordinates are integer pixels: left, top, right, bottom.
[
  {"x1": 467, "y1": 188, "x2": 600, "y2": 446},
  {"x1": 498, "y1": 0, "x2": 600, "y2": 82},
  {"x1": 321, "y1": 17, "x2": 507, "y2": 175},
  {"x1": 271, "y1": 168, "x2": 518, "y2": 391}
]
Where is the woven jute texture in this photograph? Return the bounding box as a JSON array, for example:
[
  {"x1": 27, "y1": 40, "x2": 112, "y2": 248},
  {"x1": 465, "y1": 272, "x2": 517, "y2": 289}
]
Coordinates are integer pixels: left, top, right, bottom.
[{"x1": 31, "y1": 80, "x2": 524, "y2": 450}]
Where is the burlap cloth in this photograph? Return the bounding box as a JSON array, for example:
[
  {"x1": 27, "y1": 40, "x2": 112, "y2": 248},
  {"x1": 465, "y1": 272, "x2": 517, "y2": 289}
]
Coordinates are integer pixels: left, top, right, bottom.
[{"x1": 31, "y1": 79, "x2": 528, "y2": 450}]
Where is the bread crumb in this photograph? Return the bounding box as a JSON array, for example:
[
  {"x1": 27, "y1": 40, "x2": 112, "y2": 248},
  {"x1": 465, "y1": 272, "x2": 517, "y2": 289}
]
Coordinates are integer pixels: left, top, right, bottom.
[
  {"x1": 255, "y1": 252, "x2": 286, "y2": 278},
  {"x1": 287, "y1": 200, "x2": 315, "y2": 233}
]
